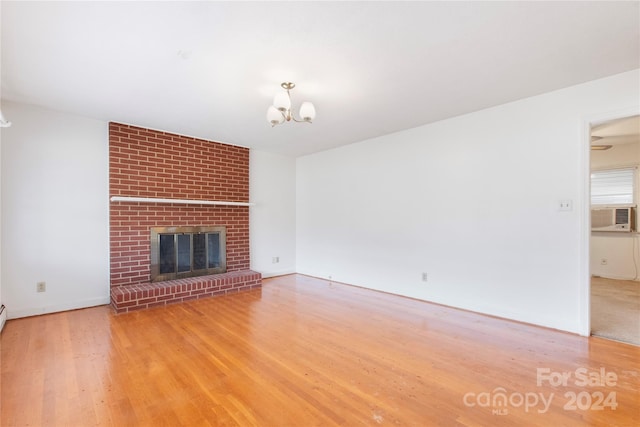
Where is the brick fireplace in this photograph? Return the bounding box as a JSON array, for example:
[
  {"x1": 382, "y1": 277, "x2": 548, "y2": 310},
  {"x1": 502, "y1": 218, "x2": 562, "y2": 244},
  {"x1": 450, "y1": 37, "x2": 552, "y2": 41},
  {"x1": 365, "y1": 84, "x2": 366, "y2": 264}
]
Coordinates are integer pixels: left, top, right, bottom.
[{"x1": 109, "y1": 122, "x2": 261, "y2": 313}]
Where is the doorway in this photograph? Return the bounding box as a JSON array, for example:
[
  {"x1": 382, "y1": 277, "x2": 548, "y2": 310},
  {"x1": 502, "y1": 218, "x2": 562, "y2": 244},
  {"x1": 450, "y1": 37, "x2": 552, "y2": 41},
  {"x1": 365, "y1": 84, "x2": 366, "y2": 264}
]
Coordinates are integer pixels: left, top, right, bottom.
[{"x1": 589, "y1": 115, "x2": 640, "y2": 345}]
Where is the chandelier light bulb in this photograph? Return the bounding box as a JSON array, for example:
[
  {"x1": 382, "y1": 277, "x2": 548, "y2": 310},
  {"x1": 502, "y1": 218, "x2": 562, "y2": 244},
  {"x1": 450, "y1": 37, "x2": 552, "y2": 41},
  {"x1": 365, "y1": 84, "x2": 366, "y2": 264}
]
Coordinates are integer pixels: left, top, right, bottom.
[
  {"x1": 273, "y1": 92, "x2": 291, "y2": 112},
  {"x1": 267, "y1": 106, "x2": 284, "y2": 126},
  {"x1": 299, "y1": 102, "x2": 316, "y2": 122}
]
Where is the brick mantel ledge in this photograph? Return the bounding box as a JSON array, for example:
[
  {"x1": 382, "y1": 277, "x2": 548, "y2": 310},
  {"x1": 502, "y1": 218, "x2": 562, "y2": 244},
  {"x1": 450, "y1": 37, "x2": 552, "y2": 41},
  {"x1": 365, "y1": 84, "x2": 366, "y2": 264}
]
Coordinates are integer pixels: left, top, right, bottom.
[{"x1": 110, "y1": 270, "x2": 262, "y2": 313}]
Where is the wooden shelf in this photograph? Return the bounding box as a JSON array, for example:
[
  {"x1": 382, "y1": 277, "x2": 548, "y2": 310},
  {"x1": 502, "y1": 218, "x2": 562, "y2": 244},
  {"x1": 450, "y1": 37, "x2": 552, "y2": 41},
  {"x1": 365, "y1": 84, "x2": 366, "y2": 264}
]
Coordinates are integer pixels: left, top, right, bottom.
[{"x1": 110, "y1": 196, "x2": 253, "y2": 207}]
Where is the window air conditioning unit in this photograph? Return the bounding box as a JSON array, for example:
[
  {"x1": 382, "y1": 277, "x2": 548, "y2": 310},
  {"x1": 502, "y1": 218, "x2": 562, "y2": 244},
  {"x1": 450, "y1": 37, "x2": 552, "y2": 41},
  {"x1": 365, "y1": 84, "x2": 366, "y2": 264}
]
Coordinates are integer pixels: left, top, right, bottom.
[{"x1": 591, "y1": 207, "x2": 636, "y2": 232}]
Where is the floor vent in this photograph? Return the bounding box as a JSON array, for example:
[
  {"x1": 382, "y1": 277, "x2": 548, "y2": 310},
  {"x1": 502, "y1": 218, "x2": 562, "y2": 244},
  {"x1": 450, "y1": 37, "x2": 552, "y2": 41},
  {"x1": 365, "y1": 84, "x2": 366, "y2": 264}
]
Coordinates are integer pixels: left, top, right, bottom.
[{"x1": 0, "y1": 305, "x2": 6, "y2": 333}]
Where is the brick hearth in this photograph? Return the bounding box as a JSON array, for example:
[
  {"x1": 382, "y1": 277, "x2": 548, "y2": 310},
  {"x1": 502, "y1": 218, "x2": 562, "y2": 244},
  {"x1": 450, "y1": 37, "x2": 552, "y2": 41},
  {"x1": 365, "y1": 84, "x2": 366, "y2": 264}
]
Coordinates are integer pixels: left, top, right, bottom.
[{"x1": 110, "y1": 270, "x2": 261, "y2": 314}]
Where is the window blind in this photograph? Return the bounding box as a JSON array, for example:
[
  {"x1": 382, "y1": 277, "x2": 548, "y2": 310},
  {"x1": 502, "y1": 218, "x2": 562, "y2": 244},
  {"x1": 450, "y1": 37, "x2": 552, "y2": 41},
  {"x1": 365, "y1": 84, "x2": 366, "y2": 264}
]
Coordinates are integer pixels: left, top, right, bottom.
[{"x1": 591, "y1": 167, "x2": 636, "y2": 205}]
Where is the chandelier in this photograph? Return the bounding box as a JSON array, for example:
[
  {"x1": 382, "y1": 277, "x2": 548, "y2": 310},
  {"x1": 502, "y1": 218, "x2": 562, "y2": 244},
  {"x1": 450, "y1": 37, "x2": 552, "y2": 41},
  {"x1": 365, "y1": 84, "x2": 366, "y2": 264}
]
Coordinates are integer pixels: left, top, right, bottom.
[{"x1": 266, "y1": 82, "x2": 316, "y2": 127}]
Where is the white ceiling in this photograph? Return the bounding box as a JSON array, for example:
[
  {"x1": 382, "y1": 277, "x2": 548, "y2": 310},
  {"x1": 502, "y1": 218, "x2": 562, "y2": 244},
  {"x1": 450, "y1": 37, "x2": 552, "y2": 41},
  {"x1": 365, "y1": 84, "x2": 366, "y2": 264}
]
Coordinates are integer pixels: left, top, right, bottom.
[{"x1": 2, "y1": 1, "x2": 639, "y2": 157}]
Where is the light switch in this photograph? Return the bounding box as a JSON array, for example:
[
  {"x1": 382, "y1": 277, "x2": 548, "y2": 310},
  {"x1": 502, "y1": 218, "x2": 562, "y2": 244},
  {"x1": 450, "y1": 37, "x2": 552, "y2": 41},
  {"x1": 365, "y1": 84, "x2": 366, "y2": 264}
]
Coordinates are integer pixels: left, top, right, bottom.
[{"x1": 558, "y1": 200, "x2": 572, "y2": 211}]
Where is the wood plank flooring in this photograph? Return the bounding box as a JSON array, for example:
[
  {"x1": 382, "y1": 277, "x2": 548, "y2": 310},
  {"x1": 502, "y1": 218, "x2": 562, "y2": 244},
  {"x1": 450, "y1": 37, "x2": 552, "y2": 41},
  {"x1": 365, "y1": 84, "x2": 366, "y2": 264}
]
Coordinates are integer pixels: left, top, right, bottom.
[{"x1": 1, "y1": 274, "x2": 639, "y2": 426}]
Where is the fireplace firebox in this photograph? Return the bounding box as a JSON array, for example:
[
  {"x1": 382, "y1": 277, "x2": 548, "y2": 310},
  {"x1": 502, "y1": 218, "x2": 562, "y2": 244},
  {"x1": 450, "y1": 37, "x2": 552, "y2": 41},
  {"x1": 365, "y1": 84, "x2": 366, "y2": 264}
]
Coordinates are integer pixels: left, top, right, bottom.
[{"x1": 150, "y1": 226, "x2": 226, "y2": 282}]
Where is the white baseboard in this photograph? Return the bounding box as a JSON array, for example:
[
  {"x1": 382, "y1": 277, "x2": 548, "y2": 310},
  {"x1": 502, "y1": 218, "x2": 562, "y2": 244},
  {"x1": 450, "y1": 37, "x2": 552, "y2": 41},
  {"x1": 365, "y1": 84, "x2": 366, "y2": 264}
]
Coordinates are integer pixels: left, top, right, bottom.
[
  {"x1": 259, "y1": 269, "x2": 296, "y2": 279},
  {"x1": 592, "y1": 274, "x2": 640, "y2": 282},
  {"x1": 7, "y1": 297, "x2": 111, "y2": 320},
  {"x1": 0, "y1": 305, "x2": 7, "y2": 333}
]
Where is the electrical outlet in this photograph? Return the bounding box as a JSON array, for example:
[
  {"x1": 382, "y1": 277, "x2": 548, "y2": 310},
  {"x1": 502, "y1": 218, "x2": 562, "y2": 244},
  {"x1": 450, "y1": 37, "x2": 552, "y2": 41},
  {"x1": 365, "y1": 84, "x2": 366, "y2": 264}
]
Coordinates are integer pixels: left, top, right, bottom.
[
  {"x1": 272, "y1": 256, "x2": 279, "y2": 264},
  {"x1": 422, "y1": 272, "x2": 428, "y2": 282},
  {"x1": 600, "y1": 258, "x2": 608, "y2": 266},
  {"x1": 37, "y1": 282, "x2": 46, "y2": 293}
]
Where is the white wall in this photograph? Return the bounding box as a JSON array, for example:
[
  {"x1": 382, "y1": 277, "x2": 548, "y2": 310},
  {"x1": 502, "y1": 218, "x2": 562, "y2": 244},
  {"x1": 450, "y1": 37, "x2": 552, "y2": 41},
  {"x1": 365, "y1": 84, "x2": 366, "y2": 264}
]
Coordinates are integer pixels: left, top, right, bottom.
[
  {"x1": 296, "y1": 69, "x2": 640, "y2": 334},
  {"x1": 0, "y1": 107, "x2": 3, "y2": 327},
  {"x1": 591, "y1": 233, "x2": 639, "y2": 280},
  {"x1": 250, "y1": 150, "x2": 296, "y2": 277},
  {"x1": 1, "y1": 4, "x2": 5, "y2": 326},
  {"x1": 1, "y1": 101, "x2": 110, "y2": 318},
  {"x1": 590, "y1": 141, "x2": 640, "y2": 280}
]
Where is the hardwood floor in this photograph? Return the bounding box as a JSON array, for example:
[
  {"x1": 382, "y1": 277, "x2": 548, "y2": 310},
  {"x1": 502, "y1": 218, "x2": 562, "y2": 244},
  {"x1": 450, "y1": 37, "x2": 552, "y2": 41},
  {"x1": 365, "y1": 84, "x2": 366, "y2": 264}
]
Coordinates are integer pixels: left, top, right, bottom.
[{"x1": 2, "y1": 274, "x2": 639, "y2": 426}]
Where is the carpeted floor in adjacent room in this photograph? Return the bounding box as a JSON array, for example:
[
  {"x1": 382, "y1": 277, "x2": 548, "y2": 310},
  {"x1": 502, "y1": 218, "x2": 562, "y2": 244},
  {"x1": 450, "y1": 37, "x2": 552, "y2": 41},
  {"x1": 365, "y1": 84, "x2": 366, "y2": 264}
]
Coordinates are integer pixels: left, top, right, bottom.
[{"x1": 591, "y1": 277, "x2": 640, "y2": 346}]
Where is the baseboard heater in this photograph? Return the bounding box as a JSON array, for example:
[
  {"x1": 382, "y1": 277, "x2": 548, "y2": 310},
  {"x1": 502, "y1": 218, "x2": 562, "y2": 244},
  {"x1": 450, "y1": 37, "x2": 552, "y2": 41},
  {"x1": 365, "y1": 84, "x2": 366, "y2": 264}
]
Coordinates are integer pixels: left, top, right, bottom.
[{"x1": 0, "y1": 304, "x2": 6, "y2": 333}]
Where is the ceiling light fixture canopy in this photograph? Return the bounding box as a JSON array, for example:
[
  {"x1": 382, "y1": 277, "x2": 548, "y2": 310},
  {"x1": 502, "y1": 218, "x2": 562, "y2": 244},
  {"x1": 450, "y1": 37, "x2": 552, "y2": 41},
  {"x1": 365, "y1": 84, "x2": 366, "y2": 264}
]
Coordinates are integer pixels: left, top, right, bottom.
[{"x1": 267, "y1": 82, "x2": 316, "y2": 127}]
